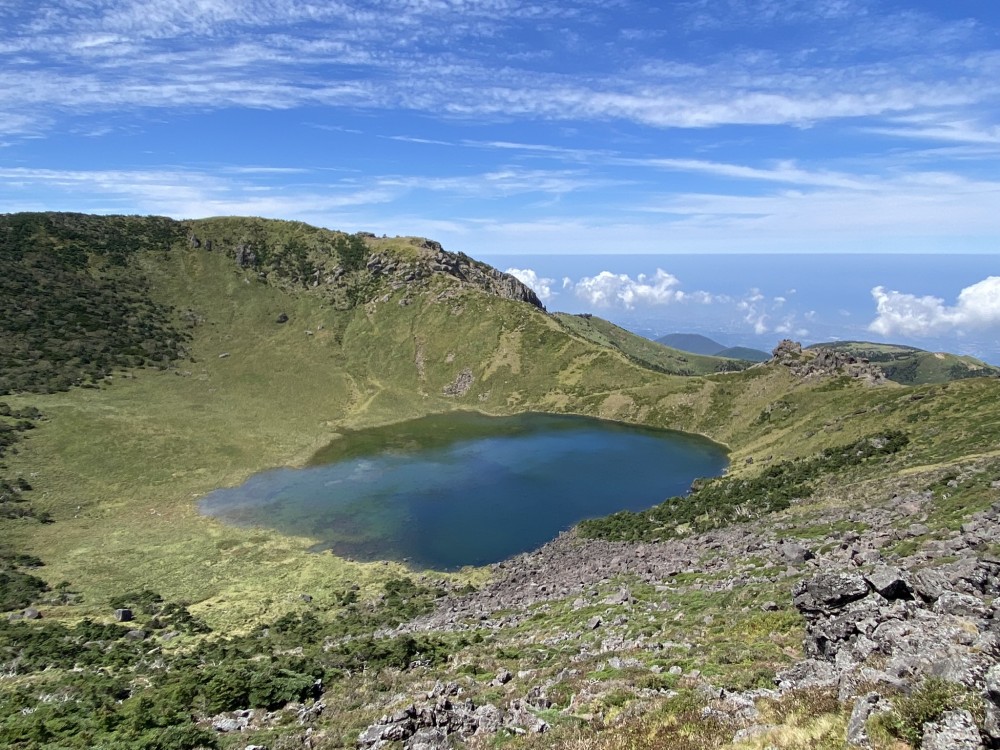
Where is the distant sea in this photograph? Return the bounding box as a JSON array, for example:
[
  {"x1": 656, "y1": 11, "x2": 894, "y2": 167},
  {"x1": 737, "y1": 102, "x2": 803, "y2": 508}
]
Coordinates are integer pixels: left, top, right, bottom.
[{"x1": 481, "y1": 254, "x2": 1000, "y2": 364}]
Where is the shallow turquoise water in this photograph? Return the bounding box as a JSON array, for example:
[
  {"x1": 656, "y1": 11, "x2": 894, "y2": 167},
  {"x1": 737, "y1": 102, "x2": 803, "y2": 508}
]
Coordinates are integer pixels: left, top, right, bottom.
[{"x1": 198, "y1": 412, "x2": 727, "y2": 570}]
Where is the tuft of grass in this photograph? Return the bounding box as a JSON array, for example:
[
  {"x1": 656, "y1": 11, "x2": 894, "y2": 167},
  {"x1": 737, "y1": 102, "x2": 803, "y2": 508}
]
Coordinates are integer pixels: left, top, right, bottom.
[{"x1": 869, "y1": 678, "x2": 986, "y2": 748}]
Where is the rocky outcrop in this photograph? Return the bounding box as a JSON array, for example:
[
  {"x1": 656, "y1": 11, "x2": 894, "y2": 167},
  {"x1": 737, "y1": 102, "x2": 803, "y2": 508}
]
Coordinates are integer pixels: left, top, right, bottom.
[
  {"x1": 770, "y1": 339, "x2": 886, "y2": 383},
  {"x1": 780, "y1": 554, "x2": 1000, "y2": 746},
  {"x1": 234, "y1": 244, "x2": 257, "y2": 269},
  {"x1": 187, "y1": 227, "x2": 545, "y2": 310},
  {"x1": 442, "y1": 368, "x2": 474, "y2": 397},
  {"x1": 356, "y1": 681, "x2": 547, "y2": 749},
  {"x1": 367, "y1": 249, "x2": 545, "y2": 310}
]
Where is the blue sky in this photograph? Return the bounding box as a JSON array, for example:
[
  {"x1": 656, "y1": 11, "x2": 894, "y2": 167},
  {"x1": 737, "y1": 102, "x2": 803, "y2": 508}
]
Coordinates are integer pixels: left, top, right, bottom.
[{"x1": 3, "y1": 1, "x2": 999, "y2": 354}]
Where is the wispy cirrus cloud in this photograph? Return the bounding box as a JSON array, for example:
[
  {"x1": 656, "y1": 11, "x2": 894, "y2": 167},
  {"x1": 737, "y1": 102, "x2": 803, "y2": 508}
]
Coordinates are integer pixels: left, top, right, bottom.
[
  {"x1": 0, "y1": 166, "x2": 396, "y2": 220},
  {"x1": 864, "y1": 115, "x2": 1000, "y2": 147},
  {"x1": 2, "y1": 0, "x2": 996, "y2": 139}
]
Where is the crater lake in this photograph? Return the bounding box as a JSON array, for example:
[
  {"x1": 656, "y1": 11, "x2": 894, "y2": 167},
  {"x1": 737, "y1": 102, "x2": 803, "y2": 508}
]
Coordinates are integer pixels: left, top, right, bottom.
[{"x1": 198, "y1": 412, "x2": 728, "y2": 569}]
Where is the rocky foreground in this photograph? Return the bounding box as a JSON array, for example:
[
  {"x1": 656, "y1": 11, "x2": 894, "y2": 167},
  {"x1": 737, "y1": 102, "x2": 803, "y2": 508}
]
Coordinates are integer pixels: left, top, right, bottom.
[{"x1": 351, "y1": 462, "x2": 1000, "y2": 749}]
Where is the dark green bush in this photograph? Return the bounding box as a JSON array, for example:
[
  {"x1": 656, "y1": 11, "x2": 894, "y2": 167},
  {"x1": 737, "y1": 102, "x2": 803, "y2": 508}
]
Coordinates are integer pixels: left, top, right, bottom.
[{"x1": 579, "y1": 431, "x2": 909, "y2": 541}]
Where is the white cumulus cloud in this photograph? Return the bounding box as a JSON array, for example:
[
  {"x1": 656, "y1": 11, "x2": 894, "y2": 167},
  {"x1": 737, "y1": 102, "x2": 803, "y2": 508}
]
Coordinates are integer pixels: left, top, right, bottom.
[
  {"x1": 869, "y1": 276, "x2": 1000, "y2": 337},
  {"x1": 505, "y1": 267, "x2": 556, "y2": 302},
  {"x1": 573, "y1": 269, "x2": 687, "y2": 309}
]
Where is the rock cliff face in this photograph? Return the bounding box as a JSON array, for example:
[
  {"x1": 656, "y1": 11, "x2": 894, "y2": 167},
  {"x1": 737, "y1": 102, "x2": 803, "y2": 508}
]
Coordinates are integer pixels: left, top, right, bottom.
[
  {"x1": 366, "y1": 246, "x2": 545, "y2": 310},
  {"x1": 186, "y1": 221, "x2": 546, "y2": 312}
]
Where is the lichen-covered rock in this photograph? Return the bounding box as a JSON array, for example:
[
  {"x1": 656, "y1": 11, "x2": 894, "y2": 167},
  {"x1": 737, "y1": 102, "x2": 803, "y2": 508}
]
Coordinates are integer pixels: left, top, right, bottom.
[
  {"x1": 921, "y1": 709, "x2": 984, "y2": 750},
  {"x1": 792, "y1": 573, "x2": 870, "y2": 614},
  {"x1": 845, "y1": 693, "x2": 881, "y2": 747}
]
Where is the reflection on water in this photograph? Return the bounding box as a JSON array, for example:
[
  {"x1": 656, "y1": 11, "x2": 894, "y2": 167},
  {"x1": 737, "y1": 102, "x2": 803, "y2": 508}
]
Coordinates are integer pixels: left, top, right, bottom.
[{"x1": 199, "y1": 412, "x2": 727, "y2": 570}]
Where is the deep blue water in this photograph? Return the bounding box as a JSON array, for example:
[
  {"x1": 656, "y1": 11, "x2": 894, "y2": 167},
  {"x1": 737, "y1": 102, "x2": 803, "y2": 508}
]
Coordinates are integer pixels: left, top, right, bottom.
[{"x1": 199, "y1": 412, "x2": 727, "y2": 570}]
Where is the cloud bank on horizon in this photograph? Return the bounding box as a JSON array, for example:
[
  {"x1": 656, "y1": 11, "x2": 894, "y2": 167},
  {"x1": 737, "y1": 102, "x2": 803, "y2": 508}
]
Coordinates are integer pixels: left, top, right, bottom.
[
  {"x1": 2, "y1": 1, "x2": 999, "y2": 256},
  {"x1": 870, "y1": 277, "x2": 1000, "y2": 337},
  {"x1": 506, "y1": 266, "x2": 1000, "y2": 348},
  {"x1": 506, "y1": 266, "x2": 808, "y2": 338}
]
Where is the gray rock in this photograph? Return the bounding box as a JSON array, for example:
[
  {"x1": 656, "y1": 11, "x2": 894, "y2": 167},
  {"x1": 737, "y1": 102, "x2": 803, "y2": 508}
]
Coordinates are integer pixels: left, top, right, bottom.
[
  {"x1": 586, "y1": 616, "x2": 602, "y2": 630},
  {"x1": 125, "y1": 629, "x2": 146, "y2": 641},
  {"x1": 405, "y1": 727, "x2": 450, "y2": 750},
  {"x1": 491, "y1": 669, "x2": 513, "y2": 686},
  {"x1": 22, "y1": 607, "x2": 40, "y2": 620},
  {"x1": 506, "y1": 700, "x2": 548, "y2": 734},
  {"x1": 793, "y1": 573, "x2": 870, "y2": 613},
  {"x1": 774, "y1": 659, "x2": 839, "y2": 691},
  {"x1": 442, "y1": 368, "x2": 474, "y2": 397},
  {"x1": 846, "y1": 693, "x2": 880, "y2": 747},
  {"x1": 780, "y1": 542, "x2": 815, "y2": 564},
  {"x1": 985, "y1": 664, "x2": 1000, "y2": 700},
  {"x1": 358, "y1": 723, "x2": 390, "y2": 745},
  {"x1": 987, "y1": 706, "x2": 1000, "y2": 744},
  {"x1": 911, "y1": 568, "x2": 950, "y2": 602},
  {"x1": 235, "y1": 245, "x2": 257, "y2": 268},
  {"x1": 604, "y1": 586, "x2": 633, "y2": 605},
  {"x1": 473, "y1": 704, "x2": 503, "y2": 734},
  {"x1": 864, "y1": 566, "x2": 911, "y2": 601},
  {"x1": 921, "y1": 709, "x2": 984, "y2": 749},
  {"x1": 853, "y1": 548, "x2": 883, "y2": 567},
  {"x1": 933, "y1": 591, "x2": 990, "y2": 620},
  {"x1": 114, "y1": 608, "x2": 133, "y2": 622},
  {"x1": 211, "y1": 714, "x2": 249, "y2": 732}
]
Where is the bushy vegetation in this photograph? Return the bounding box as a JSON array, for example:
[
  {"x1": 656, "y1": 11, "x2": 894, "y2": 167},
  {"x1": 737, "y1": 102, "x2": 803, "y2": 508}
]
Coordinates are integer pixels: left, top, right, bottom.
[
  {"x1": 0, "y1": 550, "x2": 48, "y2": 611},
  {"x1": 0, "y1": 576, "x2": 459, "y2": 748},
  {"x1": 0, "y1": 402, "x2": 51, "y2": 608},
  {"x1": 579, "y1": 431, "x2": 909, "y2": 542},
  {"x1": 0, "y1": 213, "x2": 189, "y2": 394}
]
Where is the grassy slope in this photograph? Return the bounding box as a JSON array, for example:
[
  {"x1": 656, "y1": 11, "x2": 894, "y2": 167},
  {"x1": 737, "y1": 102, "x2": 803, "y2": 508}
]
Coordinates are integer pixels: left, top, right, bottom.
[{"x1": 552, "y1": 312, "x2": 748, "y2": 375}]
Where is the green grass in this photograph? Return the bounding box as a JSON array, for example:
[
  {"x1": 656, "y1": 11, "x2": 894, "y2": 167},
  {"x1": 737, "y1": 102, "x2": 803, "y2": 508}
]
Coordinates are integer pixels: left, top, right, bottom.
[{"x1": 553, "y1": 312, "x2": 749, "y2": 376}]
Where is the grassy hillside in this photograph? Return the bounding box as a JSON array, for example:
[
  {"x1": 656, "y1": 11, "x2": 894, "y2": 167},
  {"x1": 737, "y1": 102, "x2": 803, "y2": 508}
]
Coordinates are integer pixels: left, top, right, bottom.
[
  {"x1": 808, "y1": 340, "x2": 1000, "y2": 384},
  {"x1": 553, "y1": 313, "x2": 751, "y2": 375},
  {"x1": 4, "y1": 214, "x2": 1000, "y2": 750}
]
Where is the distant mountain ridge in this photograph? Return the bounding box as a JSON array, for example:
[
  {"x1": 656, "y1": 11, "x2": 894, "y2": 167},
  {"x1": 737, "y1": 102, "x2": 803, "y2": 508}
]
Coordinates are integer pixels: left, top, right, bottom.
[{"x1": 656, "y1": 333, "x2": 771, "y2": 362}]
